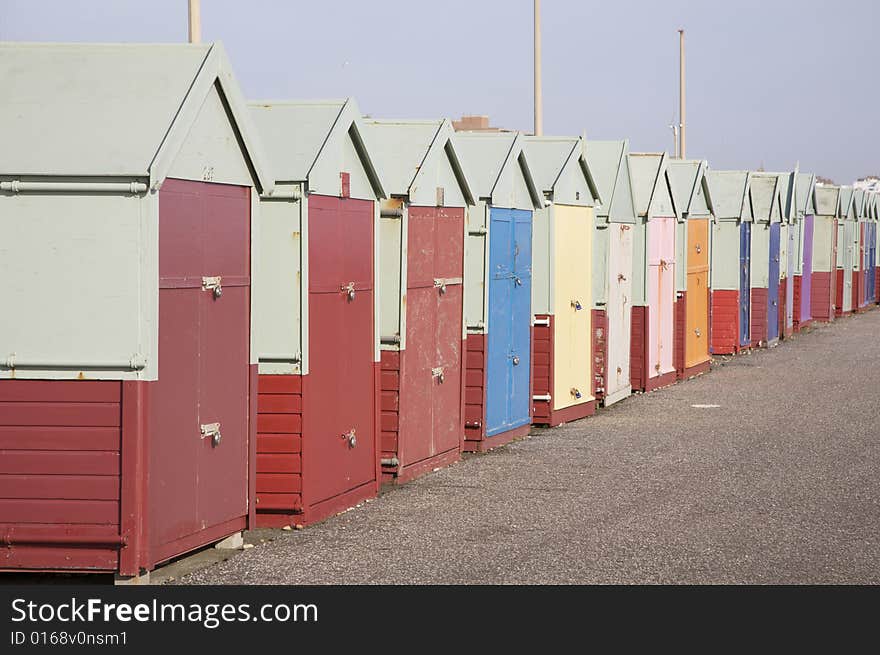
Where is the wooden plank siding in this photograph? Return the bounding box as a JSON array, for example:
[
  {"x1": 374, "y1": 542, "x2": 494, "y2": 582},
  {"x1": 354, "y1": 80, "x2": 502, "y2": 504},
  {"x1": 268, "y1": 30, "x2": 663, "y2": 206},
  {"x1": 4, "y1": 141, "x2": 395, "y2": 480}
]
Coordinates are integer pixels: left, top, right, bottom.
[{"x1": 0, "y1": 380, "x2": 122, "y2": 571}]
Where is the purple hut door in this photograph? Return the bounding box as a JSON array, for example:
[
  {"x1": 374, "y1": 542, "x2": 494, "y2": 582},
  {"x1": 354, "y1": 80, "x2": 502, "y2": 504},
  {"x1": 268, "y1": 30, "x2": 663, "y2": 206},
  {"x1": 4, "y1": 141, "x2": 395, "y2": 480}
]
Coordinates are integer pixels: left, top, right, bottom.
[{"x1": 801, "y1": 215, "x2": 813, "y2": 322}]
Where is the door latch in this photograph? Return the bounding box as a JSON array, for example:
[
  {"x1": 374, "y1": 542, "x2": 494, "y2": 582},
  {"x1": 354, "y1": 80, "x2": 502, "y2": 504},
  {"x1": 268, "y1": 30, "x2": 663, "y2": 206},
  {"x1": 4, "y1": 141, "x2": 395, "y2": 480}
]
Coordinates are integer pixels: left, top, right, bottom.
[
  {"x1": 696, "y1": 244, "x2": 702, "y2": 254},
  {"x1": 341, "y1": 282, "x2": 356, "y2": 301},
  {"x1": 342, "y1": 429, "x2": 357, "y2": 449},
  {"x1": 513, "y1": 276, "x2": 523, "y2": 286},
  {"x1": 570, "y1": 387, "x2": 582, "y2": 399},
  {"x1": 618, "y1": 273, "x2": 627, "y2": 282},
  {"x1": 200, "y1": 422, "x2": 222, "y2": 447},
  {"x1": 571, "y1": 299, "x2": 583, "y2": 311},
  {"x1": 434, "y1": 279, "x2": 447, "y2": 295},
  {"x1": 511, "y1": 354, "x2": 521, "y2": 366},
  {"x1": 202, "y1": 276, "x2": 222, "y2": 299},
  {"x1": 695, "y1": 327, "x2": 702, "y2": 337},
  {"x1": 432, "y1": 367, "x2": 445, "y2": 384}
]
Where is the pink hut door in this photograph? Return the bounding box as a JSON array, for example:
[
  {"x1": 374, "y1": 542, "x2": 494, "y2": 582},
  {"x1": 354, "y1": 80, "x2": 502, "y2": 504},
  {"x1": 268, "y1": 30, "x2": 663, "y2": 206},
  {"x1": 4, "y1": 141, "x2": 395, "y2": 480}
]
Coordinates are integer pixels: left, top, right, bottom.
[{"x1": 647, "y1": 216, "x2": 676, "y2": 378}]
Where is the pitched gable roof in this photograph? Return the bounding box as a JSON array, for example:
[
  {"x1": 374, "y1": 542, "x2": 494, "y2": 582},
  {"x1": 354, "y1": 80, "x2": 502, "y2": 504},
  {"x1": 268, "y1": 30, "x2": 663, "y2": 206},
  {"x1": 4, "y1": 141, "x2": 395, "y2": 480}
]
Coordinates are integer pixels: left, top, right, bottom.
[
  {"x1": 522, "y1": 136, "x2": 600, "y2": 206},
  {"x1": 362, "y1": 118, "x2": 473, "y2": 205},
  {"x1": 249, "y1": 97, "x2": 384, "y2": 198},
  {"x1": 0, "y1": 41, "x2": 273, "y2": 193}
]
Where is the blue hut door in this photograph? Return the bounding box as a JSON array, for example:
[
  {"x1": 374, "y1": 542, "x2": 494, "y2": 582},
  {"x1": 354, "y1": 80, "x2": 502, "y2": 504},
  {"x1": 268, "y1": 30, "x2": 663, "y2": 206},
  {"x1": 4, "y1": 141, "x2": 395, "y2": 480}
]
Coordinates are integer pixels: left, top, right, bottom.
[
  {"x1": 509, "y1": 210, "x2": 533, "y2": 429},
  {"x1": 739, "y1": 222, "x2": 751, "y2": 347},
  {"x1": 486, "y1": 208, "x2": 533, "y2": 437},
  {"x1": 768, "y1": 223, "x2": 781, "y2": 342}
]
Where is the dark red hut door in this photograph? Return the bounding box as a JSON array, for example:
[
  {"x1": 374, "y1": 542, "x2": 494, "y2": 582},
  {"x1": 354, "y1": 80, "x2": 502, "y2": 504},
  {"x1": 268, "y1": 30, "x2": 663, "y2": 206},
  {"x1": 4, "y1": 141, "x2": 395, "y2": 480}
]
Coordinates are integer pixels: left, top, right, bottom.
[
  {"x1": 305, "y1": 195, "x2": 376, "y2": 506},
  {"x1": 153, "y1": 179, "x2": 251, "y2": 558},
  {"x1": 401, "y1": 207, "x2": 464, "y2": 467}
]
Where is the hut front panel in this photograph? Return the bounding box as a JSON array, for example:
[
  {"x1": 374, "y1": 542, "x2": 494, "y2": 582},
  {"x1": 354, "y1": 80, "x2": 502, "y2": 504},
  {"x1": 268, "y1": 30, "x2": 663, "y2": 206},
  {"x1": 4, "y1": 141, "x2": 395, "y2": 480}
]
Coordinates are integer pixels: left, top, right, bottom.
[
  {"x1": 303, "y1": 195, "x2": 376, "y2": 509},
  {"x1": 606, "y1": 224, "x2": 633, "y2": 402},
  {"x1": 646, "y1": 216, "x2": 676, "y2": 379},
  {"x1": 551, "y1": 204, "x2": 591, "y2": 410},
  {"x1": 485, "y1": 208, "x2": 532, "y2": 437},
  {"x1": 150, "y1": 180, "x2": 251, "y2": 561},
  {"x1": 685, "y1": 219, "x2": 710, "y2": 370},
  {"x1": 767, "y1": 222, "x2": 781, "y2": 342}
]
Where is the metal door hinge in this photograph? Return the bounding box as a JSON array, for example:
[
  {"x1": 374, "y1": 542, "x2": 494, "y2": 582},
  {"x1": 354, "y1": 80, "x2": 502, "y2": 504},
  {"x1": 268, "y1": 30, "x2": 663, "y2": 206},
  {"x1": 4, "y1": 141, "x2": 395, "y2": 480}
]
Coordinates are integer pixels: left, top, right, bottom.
[
  {"x1": 200, "y1": 422, "x2": 222, "y2": 447},
  {"x1": 202, "y1": 276, "x2": 222, "y2": 299},
  {"x1": 432, "y1": 367, "x2": 445, "y2": 384},
  {"x1": 342, "y1": 429, "x2": 357, "y2": 449}
]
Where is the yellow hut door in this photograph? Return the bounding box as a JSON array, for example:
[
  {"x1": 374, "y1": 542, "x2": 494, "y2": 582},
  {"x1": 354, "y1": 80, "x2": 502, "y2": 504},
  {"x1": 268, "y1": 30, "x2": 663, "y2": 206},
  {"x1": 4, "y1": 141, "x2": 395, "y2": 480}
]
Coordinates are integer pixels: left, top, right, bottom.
[
  {"x1": 552, "y1": 205, "x2": 592, "y2": 409},
  {"x1": 686, "y1": 218, "x2": 710, "y2": 369}
]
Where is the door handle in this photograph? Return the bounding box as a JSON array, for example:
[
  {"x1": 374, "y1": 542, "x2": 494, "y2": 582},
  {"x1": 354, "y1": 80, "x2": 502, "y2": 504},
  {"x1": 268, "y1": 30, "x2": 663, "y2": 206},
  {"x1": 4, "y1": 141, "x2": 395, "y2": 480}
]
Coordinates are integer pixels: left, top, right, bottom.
[
  {"x1": 514, "y1": 276, "x2": 523, "y2": 286},
  {"x1": 432, "y1": 367, "x2": 445, "y2": 384},
  {"x1": 511, "y1": 355, "x2": 521, "y2": 366},
  {"x1": 341, "y1": 282, "x2": 356, "y2": 301},
  {"x1": 202, "y1": 276, "x2": 222, "y2": 299},
  {"x1": 695, "y1": 244, "x2": 702, "y2": 254},
  {"x1": 341, "y1": 429, "x2": 357, "y2": 449},
  {"x1": 695, "y1": 328, "x2": 702, "y2": 337}
]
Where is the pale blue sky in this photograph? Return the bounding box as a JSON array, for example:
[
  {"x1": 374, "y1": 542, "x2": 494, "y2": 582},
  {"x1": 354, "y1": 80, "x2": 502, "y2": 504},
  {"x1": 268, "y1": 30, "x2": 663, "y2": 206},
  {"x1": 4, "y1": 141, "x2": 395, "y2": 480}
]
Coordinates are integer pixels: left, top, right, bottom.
[{"x1": 2, "y1": 0, "x2": 877, "y2": 183}]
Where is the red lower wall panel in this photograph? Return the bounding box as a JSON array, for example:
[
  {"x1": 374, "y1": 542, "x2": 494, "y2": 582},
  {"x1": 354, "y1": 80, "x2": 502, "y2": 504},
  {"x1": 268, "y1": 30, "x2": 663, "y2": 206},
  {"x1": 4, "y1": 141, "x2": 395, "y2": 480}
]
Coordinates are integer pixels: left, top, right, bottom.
[
  {"x1": 630, "y1": 306, "x2": 648, "y2": 392},
  {"x1": 793, "y1": 275, "x2": 802, "y2": 329},
  {"x1": 876, "y1": 268, "x2": 880, "y2": 305},
  {"x1": 255, "y1": 374, "x2": 303, "y2": 527},
  {"x1": 852, "y1": 271, "x2": 862, "y2": 313},
  {"x1": 835, "y1": 269, "x2": 845, "y2": 317},
  {"x1": 710, "y1": 290, "x2": 739, "y2": 355},
  {"x1": 464, "y1": 333, "x2": 487, "y2": 447},
  {"x1": 379, "y1": 351, "x2": 400, "y2": 483},
  {"x1": 811, "y1": 271, "x2": 834, "y2": 322},
  {"x1": 591, "y1": 310, "x2": 607, "y2": 401},
  {"x1": 780, "y1": 281, "x2": 790, "y2": 339},
  {"x1": 750, "y1": 288, "x2": 768, "y2": 347},
  {"x1": 674, "y1": 293, "x2": 686, "y2": 379},
  {"x1": 0, "y1": 380, "x2": 122, "y2": 572},
  {"x1": 531, "y1": 318, "x2": 552, "y2": 424}
]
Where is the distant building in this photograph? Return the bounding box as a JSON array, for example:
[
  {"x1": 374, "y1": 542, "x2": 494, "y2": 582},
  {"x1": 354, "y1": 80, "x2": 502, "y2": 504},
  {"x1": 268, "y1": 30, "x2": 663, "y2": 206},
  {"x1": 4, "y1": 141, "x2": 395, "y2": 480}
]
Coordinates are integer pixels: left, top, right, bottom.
[{"x1": 452, "y1": 115, "x2": 507, "y2": 132}]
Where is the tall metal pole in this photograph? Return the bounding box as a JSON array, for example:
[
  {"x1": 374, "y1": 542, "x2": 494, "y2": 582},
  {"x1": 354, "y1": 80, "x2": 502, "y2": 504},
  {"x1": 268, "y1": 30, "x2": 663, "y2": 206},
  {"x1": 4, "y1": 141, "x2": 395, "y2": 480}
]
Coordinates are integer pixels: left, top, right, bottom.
[
  {"x1": 678, "y1": 29, "x2": 686, "y2": 159},
  {"x1": 188, "y1": 0, "x2": 201, "y2": 44},
  {"x1": 534, "y1": 0, "x2": 543, "y2": 136}
]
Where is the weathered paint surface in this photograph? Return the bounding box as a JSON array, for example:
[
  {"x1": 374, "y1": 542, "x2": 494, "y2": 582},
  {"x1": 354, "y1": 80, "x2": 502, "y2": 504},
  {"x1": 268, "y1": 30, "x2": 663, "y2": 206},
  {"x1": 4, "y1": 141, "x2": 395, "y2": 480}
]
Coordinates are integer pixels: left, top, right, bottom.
[
  {"x1": 485, "y1": 208, "x2": 532, "y2": 438},
  {"x1": 551, "y1": 205, "x2": 591, "y2": 410},
  {"x1": 397, "y1": 206, "x2": 464, "y2": 470},
  {"x1": 606, "y1": 223, "x2": 633, "y2": 404},
  {"x1": 710, "y1": 290, "x2": 739, "y2": 355},
  {"x1": 303, "y1": 194, "x2": 376, "y2": 509},
  {"x1": 646, "y1": 215, "x2": 676, "y2": 379},
  {"x1": 685, "y1": 218, "x2": 710, "y2": 369}
]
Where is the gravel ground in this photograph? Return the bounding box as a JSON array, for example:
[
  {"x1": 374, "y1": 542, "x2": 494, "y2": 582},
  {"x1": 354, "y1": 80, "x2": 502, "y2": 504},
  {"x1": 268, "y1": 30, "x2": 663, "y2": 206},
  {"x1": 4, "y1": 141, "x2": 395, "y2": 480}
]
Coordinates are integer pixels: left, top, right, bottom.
[{"x1": 178, "y1": 310, "x2": 880, "y2": 584}]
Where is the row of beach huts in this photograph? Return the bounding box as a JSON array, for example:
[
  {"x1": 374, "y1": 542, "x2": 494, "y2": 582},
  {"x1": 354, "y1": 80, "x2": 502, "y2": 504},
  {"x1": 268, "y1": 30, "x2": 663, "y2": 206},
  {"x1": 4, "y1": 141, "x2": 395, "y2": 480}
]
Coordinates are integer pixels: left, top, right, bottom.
[{"x1": 0, "y1": 42, "x2": 877, "y2": 581}]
